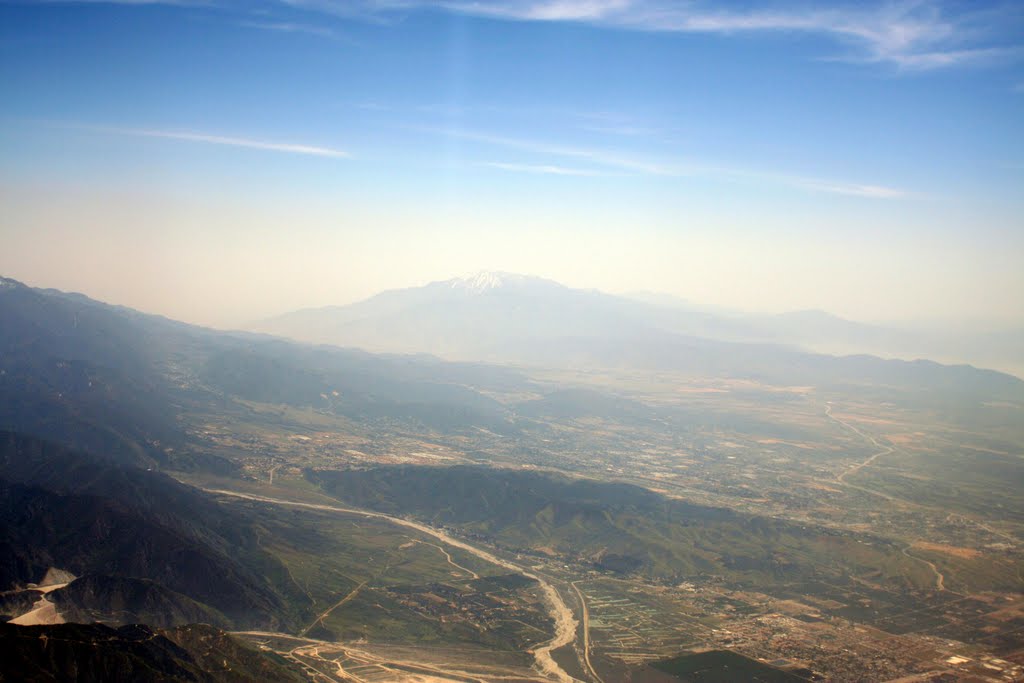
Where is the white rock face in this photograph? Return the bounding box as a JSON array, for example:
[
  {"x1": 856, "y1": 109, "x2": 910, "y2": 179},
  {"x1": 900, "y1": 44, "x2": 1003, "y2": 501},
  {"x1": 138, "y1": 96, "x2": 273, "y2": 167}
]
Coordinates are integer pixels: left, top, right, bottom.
[{"x1": 40, "y1": 567, "x2": 77, "y2": 587}]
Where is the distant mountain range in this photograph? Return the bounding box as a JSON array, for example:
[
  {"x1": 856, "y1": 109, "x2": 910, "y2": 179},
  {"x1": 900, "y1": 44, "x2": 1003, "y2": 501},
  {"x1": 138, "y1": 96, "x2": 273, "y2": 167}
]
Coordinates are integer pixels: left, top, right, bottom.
[
  {"x1": 252, "y1": 271, "x2": 1024, "y2": 378},
  {"x1": 0, "y1": 274, "x2": 529, "y2": 460},
  {"x1": 3, "y1": 274, "x2": 1020, "y2": 431}
]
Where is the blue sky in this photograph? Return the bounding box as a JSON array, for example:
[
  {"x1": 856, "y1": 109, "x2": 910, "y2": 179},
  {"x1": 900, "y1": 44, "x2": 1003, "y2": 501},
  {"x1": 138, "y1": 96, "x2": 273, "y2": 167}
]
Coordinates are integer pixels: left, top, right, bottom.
[{"x1": 1, "y1": 0, "x2": 1022, "y2": 326}]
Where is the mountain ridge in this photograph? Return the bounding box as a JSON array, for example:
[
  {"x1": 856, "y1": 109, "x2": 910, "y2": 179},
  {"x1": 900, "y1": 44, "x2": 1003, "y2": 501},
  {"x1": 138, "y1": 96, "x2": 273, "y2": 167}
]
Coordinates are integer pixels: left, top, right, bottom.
[
  {"x1": 249, "y1": 272, "x2": 1024, "y2": 382},
  {"x1": 0, "y1": 430, "x2": 310, "y2": 629}
]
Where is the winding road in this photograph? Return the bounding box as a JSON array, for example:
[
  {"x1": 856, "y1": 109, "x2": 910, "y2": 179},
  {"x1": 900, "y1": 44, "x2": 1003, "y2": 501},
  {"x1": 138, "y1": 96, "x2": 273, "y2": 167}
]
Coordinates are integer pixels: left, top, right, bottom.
[
  {"x1": 825, "y1": 404, "x2": 947, "y2": 592},
  {"x1": 825, "y1": 403, "x2": 895, "y2": 484},
  {"x1": 205, "y1": 488, "x2": 582, "y2": 683},
  {"x1": 410, "y1": 540, "x2": 480, "y2": 580},
  {"x1": 901, "y1": 545, "x2": 946, "y2": 592}
]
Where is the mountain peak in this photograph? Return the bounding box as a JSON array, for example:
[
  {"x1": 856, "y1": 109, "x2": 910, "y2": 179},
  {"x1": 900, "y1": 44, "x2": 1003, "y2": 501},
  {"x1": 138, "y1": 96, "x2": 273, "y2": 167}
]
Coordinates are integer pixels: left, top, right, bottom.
[
  {"x1": 0, "y1": 276, "x2": 26, "y2": 291},
  {"x1": 444, "y1": 271, "x2": 562, "y2": 294},
  {"x1": 452, "y1": 271, "x2": 511, "y2": 292}
]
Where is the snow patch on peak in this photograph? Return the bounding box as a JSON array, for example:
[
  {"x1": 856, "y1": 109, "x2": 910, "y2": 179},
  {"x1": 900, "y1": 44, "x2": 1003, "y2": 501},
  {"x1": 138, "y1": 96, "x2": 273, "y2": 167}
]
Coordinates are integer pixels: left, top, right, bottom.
[
  {"x1": 447, "y1": 271, "x2": 549, "y2": 293},
  {"x1": 452, "y1": 271, "x2": 512, "y2": 292},
  {"x1": 431, "y1": 271, "x2": 569, "y2": 296}
]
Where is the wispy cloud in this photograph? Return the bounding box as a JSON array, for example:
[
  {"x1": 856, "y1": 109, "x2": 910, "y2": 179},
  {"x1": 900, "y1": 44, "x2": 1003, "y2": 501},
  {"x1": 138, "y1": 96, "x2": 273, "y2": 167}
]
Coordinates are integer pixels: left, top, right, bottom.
[
  {"x1": 97, "y1": 127, "x2": 352, "y2": 158},
  {"x1": 355, "y1": 101, "x2": 392, "y2": 111},
  {"x1": 32, "y1": 0, "x2": 203, "y2": 5},
  {"x1": 428, "y1": 0, "x2": 1020, "y2": 70},
  {"x1": 240, "y1": 21, "x2": 341, "y2": 40},
  {"x1": 480, "y1": 161, "x2": 609, "y2": 176},
  {"x1": 831, "y1": 44, "x2": 1020, "y2": 70},
  {"x1": 685, "y1": 167, "x2": 912, "y2": 199},
  {"x1": 415, "y1": 125, "x2": 674, "y2": 174},
  {"x1": 426, "y1": 125, "x2": 908, "y2": 198},
  {"x1": 783, "y1": 178, "x2": 910, "y2": 199},
  {"x1": 42, "y1": 0, "x2": 1020, "y2": 71},
  {"x1": 582, "y1": 123, "x2": 657, "y2": 137}
]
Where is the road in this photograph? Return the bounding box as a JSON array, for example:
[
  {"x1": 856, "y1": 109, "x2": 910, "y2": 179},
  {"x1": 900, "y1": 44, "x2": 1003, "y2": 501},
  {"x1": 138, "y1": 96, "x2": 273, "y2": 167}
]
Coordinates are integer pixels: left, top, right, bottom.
[
  {"x1": 901, "y1": 545, "x2": 946, "y2": 592},
  {"x1": 236, "y1": 631, "x2": 546, "y2": 682},
  {"x1": 570, "y1": 582, "x2": 604, "y2": 683},
  {"x1": 205, "y1": 488, "x2": 582, "y2": 683},
  {"x1": 300, "y1": 580, "x2": 369, "y2": 637},
  {"x1": 825, "y1": 404, "x2": 948, "y2": 592},
  {"x1": 410, "y1": 540, "x2": 480, "y2": 580},
  {"x1": 825, "y1": 403, "x2": 895, "y2": 484},
  {"x1": 824, "y1": 405, "x2": 1022, "y2": 549}
]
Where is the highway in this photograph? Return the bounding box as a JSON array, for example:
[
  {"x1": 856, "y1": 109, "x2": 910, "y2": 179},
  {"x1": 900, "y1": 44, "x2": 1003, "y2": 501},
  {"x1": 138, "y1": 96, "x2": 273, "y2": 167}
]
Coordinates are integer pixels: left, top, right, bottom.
[{"x1": 570, "y1": 582, "x2": 604, "y2": 683}]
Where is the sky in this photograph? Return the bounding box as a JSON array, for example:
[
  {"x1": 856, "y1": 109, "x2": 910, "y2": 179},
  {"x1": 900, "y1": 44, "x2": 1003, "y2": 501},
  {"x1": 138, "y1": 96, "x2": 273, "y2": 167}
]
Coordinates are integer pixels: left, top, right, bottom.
[{"x1": 1, "y1": 0, "x2": 1022, "y2": 329}]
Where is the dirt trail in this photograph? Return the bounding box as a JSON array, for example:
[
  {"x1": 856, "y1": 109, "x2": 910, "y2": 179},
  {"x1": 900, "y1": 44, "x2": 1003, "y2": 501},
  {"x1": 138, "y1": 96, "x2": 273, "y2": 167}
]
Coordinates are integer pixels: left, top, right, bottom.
[
  {"x1": 301, "y1": 580, "x2": 369, "y2": 637},
  {"x1": 206, "y1": 488, "x2": 582, "y2": 683},
  {"x1": 411, "y1": 540, "x2": 480, "y2": 580},
  {"x1": 236, "y1": 630, "x2": 552, "y2": 682}
]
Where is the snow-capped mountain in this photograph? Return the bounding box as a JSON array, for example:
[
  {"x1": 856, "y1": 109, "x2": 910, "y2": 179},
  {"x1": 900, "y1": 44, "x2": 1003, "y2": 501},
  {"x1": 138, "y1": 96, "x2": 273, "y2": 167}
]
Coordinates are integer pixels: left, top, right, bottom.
[
  {"x1": 249, "y1": 272, "x2": 655, "y2": 359},
  {"x1": 445, "y1": 271, "x2": 550, "y2": 293},
  {"x1": 249, "y1": 272, "x2": 1024, "y2": 377}
]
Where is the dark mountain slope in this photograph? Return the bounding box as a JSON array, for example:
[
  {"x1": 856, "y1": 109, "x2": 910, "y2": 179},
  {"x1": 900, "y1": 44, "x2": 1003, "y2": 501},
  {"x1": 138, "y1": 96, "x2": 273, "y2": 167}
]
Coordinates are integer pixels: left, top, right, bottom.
[
  {"x1": 310, "y1": 465, "x2": 929, "y2": 588},
  {"x1": 0, "y1": 432, "x2": 309, "y2": 629},
  {"x1": 0, "y1": 622, "x2": 306, "y2": 683},
  {"x1": 0, "y1": 276, "x2": 207, "y2": 467},
  {"x1": 4, "y1": 274, "x2": 1020, "y2": 453},
  {"x1": 199, "y1": 341, "x2": 516, "y2": 433},
  {"x1": 50, "y1": 575, "x2": 228, "y2": 629},
  {"x1": 0, "y1": 275, "x2": 525, "y2": 445}
]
